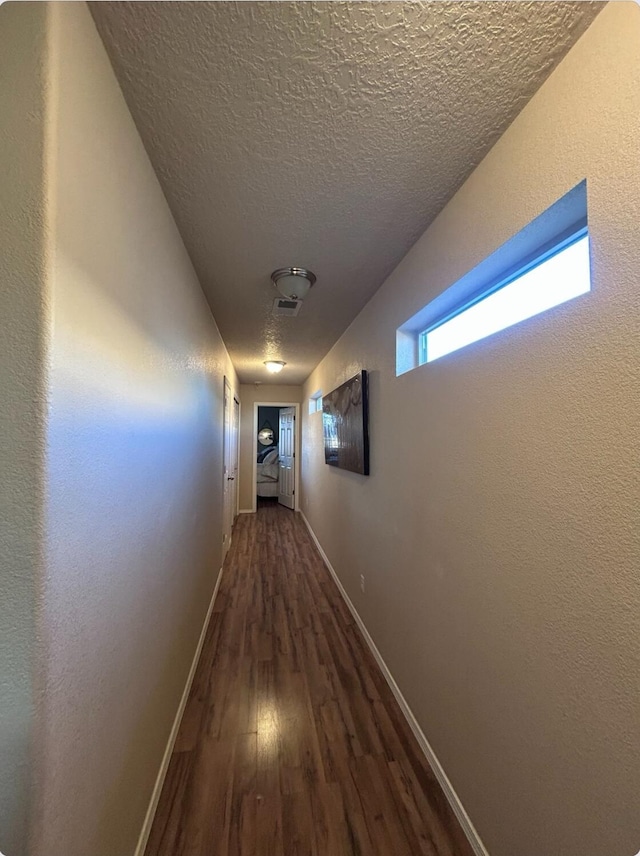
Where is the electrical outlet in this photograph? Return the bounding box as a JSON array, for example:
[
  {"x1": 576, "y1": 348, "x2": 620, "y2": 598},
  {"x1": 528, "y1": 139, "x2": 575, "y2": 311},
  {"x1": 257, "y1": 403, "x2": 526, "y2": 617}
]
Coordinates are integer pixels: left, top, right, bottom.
[{"x1": 360, "y1": 574, "x2": 365, "y2": 593}]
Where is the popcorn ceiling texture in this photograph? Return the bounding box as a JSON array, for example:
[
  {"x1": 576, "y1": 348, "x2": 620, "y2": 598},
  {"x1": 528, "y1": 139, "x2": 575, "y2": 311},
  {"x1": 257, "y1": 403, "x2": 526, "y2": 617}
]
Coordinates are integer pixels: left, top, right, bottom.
[{"x1": 91, "y1": 1, "x2": 603, "y2": 384}]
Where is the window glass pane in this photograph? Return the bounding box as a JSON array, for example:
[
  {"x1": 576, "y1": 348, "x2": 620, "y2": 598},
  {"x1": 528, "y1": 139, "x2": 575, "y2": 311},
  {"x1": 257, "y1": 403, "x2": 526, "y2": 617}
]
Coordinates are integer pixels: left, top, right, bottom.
[
  {"x1": 309, "y1": 391, "x2": 323, "y2": 414},
  {"x1": 424, "y1": 234, "x2": 590, "y2": 363}
]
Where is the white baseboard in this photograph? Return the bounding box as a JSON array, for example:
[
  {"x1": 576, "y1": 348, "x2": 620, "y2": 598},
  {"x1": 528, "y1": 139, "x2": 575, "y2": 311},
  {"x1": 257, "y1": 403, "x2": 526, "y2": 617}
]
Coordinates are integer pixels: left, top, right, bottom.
[
  {"x1": 238, "y1": 508, "x2": 254, "y2": 514},
  {"x1": 299, "y1": 512, "x2": 490, "y2": 856},
  {"x1": 134, "y1": 567, "x2": 224, "y2": 856}
]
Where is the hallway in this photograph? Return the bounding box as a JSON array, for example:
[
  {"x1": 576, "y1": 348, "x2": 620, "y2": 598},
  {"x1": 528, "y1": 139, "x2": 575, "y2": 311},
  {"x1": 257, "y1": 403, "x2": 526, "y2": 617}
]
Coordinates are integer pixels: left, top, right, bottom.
[{"x1": 145, "y1": 504, "x2": 474, "y2": 856}]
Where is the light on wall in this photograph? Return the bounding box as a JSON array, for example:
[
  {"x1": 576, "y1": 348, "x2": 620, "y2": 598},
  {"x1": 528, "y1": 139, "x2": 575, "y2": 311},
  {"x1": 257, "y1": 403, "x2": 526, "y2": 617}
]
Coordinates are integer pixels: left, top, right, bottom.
[
  {"x1": 264, "y1": 360, "x2": 286, "y2": 374},
  {"x1": 271, "y1": 267, "x2": 316, "y2": 301}
]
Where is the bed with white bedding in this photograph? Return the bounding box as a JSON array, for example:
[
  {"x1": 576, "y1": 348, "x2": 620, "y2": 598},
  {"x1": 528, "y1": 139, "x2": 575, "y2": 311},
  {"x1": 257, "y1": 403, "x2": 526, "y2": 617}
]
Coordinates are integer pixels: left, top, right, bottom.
[{"x1": 256, "y1": 447, "x2": 279, "y2": 497}]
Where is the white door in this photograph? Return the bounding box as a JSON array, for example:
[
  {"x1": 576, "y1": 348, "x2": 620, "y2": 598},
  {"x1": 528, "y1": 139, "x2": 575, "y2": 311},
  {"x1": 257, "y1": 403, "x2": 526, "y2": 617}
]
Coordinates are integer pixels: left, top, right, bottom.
[
  {"x1": 231, "y1": 397, "x2": 239, "y2": 520},
  {"x1": 222, "y1": 378, "x2": 234, "y2": 557},
  {"x1": 278, "y1": 407, "x2": 296, "y2": 510}
]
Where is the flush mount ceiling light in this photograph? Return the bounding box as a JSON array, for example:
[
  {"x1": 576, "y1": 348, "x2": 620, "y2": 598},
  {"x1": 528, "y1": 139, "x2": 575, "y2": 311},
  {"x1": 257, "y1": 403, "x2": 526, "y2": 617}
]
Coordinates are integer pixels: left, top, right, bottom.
[
  {"x1": 271, "y1": 267, "x2": 316, "y2": 301},
  {"x1": 264, "y1": 360, "x2": 286, "y2": 374}
]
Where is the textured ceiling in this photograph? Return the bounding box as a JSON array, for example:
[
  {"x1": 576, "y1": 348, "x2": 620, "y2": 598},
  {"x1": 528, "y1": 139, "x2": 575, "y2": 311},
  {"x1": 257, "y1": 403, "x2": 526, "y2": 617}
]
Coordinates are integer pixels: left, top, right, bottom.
[{"x1": 91, "y1": 1, "x2": 603, "y2": 384}]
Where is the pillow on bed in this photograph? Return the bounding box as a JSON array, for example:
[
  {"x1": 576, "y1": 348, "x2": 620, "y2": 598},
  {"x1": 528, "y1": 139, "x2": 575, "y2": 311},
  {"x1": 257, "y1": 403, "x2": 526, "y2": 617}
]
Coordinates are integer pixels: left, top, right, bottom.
[
  {"x1": 257, "y1": 445, "x2": 276, "y2": 463},
  {"x1": 262, "y1": 448, "x2": 279, "y2": 465}
]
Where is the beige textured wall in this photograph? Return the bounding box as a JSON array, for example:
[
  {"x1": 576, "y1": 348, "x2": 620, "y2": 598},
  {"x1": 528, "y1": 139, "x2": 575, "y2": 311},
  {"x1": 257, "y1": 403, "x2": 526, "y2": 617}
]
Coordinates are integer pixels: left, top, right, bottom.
[
  {"x1": 0, "y1": 5, "x2": 49, "y2": 853},
  {"x1": 24, "y1": 3, "x2": 239, "y2": 855},
  {"x1": 301, "y1": 5, "x2": 640, "y2": 856},
  {"x1": 238, "y1": 384, "x2": 302, "y2": 511}
]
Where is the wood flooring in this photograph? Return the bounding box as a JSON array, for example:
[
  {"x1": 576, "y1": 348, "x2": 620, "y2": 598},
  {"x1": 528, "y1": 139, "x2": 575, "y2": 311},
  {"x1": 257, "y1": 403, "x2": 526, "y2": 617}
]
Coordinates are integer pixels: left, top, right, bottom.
[{"x1": 145, "y1": 502, "x2": 475, "y2": 856}]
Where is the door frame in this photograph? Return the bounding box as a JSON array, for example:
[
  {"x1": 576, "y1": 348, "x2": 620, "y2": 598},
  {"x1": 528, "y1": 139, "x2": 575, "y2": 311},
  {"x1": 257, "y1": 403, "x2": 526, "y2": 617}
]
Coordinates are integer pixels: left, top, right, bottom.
[
  {"x1": 222, "y1": 377, "x2": 240, "y2": 558},
  {"x1": 233, "y1": 396, "x2": 240, "y2": 518},
  {"x1": 251, "y1": 401, "x2": 300, "y2": 514}
]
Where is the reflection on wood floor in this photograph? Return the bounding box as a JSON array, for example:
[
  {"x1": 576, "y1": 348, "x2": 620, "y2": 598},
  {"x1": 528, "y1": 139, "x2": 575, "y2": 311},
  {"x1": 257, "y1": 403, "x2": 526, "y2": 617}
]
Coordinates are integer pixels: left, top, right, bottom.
[{"x1": 145, "y1": 503, "x2": 474, "y2": 856}]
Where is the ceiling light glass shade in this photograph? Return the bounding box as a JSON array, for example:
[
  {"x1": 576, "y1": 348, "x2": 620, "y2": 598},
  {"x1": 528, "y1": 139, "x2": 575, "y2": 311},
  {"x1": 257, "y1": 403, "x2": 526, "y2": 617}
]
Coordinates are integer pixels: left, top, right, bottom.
[
  {"x1": 271, "y1": 267, "x2": 316, "y2": 301},
  {"x1": 264, "y1": 360, "x2": 286, "y2": 374}
]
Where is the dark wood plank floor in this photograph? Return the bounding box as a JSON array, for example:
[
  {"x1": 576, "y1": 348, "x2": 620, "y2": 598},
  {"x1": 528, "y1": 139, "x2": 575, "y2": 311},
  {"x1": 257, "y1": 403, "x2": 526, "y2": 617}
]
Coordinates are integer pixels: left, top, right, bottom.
[{"x1": 145, "y1": 502, "x2": 474, "y2": 856}]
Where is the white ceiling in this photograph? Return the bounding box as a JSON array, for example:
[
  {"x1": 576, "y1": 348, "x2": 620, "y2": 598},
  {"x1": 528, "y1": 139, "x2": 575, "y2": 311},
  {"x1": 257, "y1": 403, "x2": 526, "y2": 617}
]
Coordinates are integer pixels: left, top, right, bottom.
[{"x1": 91, "y1": 1, "x2": 602, "y2": 385}]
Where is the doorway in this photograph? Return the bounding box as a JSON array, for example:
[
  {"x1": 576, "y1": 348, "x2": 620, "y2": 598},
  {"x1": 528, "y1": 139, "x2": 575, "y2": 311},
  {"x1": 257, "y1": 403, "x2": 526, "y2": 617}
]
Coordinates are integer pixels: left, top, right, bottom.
[
  {"x1": 252, "y1": 401, "x2": 300, "y2": 513},
  {"x1": 222, "y1": 378, "x2": 240, "y2": 558}
]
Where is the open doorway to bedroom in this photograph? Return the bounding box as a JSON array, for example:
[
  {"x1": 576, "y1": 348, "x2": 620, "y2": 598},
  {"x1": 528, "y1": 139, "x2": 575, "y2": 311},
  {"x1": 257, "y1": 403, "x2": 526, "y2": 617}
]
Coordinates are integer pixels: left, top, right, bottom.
[{"x1": 252, "y1": 401, "x2": 300, "y2": 513}]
